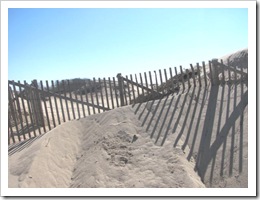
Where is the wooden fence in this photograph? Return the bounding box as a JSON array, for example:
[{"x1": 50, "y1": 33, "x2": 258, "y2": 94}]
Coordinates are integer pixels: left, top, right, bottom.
[{"x1": 8, "y1": 59, "x2": 248, "y2": 145}]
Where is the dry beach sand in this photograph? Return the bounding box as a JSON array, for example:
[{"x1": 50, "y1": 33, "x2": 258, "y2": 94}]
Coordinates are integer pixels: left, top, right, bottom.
[{"x1": 8, "y1": 48, "x2": 248, "y2": 188}]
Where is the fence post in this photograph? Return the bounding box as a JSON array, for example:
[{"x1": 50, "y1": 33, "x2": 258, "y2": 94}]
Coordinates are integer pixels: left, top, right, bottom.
[
  {"x1": 117, "y1": 73, "x2": 125, "y2": 106},
  {"x1": 211, "y1": 59, "x2": 220, "y2": 85}
]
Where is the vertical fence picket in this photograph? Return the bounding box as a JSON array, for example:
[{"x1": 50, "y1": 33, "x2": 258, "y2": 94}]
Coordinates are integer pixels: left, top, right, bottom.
[
  {"x1": 28, "y1": 82, "x2": 43, "y2": 135},
  {"x1": 93, "y1": 78, "x2": 100, "y2": 113},
  {"x1": 154, "y1": 71, "x2": 159, "y2": 93},
  {"x1": 99, "y1": 78, "x2": 106, "y2": 111},
  {"x1": 202, "y1": 61, "x2": 208, "y2": 86},
  {"x1": 144, "y1": 72, "x2": 149, "y2": 94},
  {"x1": 220, "y1": 60, "x2": 225, "y2": 85},
  {"x1": 88, "y1": 79, "x2": 95, "y2": 114},
  {"x1": 40, "y1": 81, "x2": 51, "y2": 131},
  {"x1": 113, "y1": 77, "x2": 119, "y2": 108},
  {"x1": 62, "y1": 80, "x2": 70, "y2": 121},
  {"x1": 78, "y1": 81, "x2": 86, "y2": 118},
  {"x1": 148, "y1": 71, "x2": 154, "y2": 93},
  {"x1": 12, "y1": 81, "x2": 26, "y2": 139},
  {"x1": 174, "y1": 67, "x2": 179, "y2": 89},
  {"x1": 234, "y1": 65, "x2": 238, "y2": 85},
  {"x1": 74, "y1": 81, "x2": 81, "y2": 118},
  {"x1": 164, "y1": 69, "x2": 168, "y2": 93},
  {"x1": 8, "y1": 115, "x2": 15, "y2": 144},
  {"x1": 117, "y1": 74, "x2": 124, "y2": 107},
  {"x1": 190, "y1": 64, "x2": 196, "y2": 87},
  {"x1": 24, "y1": 81, "x2": 36, "y2": 137},
  {"x1": 169, "y1": 67, "x2": 174, "y2": 92},
  {"x1": 123, "y1": 79, "x2": 128, "y2": 105},
  {"x1": 18, "y1": 81, "x2": 31, "y2": 139},
  {"x1": 103, "y1": 78, "x2": 110, "y2": 109},
  {"x1": 46, "y1": 81, "x2": 56, "y2": 128},
  {"x1": 159, "y1": 70, "x2": 164, "y2": 94},
  {"x1": 67, "y1": 80, "x2": 75, "y2": 119},
  {"x1": 83, "y1": 82, "x2": 91, "y2": 116},
  {"x1": 125, "y1": 75, "x2": 131, "y2": 104},
  {"x1": 130, "y1": 74, "x2": 136, "y2": 103},
  {"x1": 196, "y1": 63, "x2": 202, "y2": 87},
  {"x1": 186, "y1": 68, "x2": 191, "y2": 89},
  {"x1": 135, "y1": 74, "x2": 140, "y2": 97},
  {"x1": 208, "y1": 61, "x2": 214, "y2": 84},
  {"x1": 108, "y1": 77, "x2": 115, "y2": 109},
  {"x1": 51, "y1": 80, "x2": 60, "y2": 125},
  {"x1": 179, "y1": 66, "x2": 185, "y2": 92},
  {"x1": 56, "y1": 80, "x2": 66, "y2": 122},
  {"x1": 8, "y1": 84, "x2": 21, "y2": 142}
]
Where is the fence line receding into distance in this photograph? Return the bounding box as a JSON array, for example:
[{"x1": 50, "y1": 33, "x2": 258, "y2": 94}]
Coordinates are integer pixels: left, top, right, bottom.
[{"x1": 8, "y1": 60, "x2": 248, "y2": 145}]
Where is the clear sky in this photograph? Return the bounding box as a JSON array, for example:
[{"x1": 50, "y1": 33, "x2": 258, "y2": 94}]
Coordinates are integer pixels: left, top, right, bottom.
[{"x1": 8, "y1": 8, "x2": 248, "y2": 82}]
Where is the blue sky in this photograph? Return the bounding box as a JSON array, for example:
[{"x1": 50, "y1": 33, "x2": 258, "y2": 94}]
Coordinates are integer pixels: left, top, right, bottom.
[{"x1": 8, "y1": 8, "x2": 248, "y2": 82}]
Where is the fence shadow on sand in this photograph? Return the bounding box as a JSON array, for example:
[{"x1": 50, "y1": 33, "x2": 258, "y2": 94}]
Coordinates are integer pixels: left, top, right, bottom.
[{"x1": 133, "y1": 79, "x2": 248, "y2": 187}]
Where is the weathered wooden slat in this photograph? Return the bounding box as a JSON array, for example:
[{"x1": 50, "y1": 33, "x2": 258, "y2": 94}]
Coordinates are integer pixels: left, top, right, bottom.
[
  {"x1": 78, "y1": 80, "x2": 86, "y2": 118},
  {"x1": 117, "y1": 74, "x2": 124, "y2": 107},
  {"x1": 46, "y1": 81, "x2": 56, "y2": 128},
  {"x1": 108, "y1": 77, "x2": 115, "y2": 109},
  {"x1": 56, "y1": 80, "x2": 66, "y2": 122},
  {"x1": 144, "y1": 72, "x2": 149, "y2": 94},
  {"x1": 208, "y1": 61, "x2": 214, "y2": 84},
  {"x1": 11, "y1": 81, "x2": 26, "y2": 139},
  {"x1": 8, "y1": 85, "x2": 20, "y2": 142},
  {"x1": 139, "y1": 73, "x2": 145, "y2": 96},
  {"x1": 92, "y1": 78, "x2": 100, "y2": 113},
  {"x1": 190, "y1": 64, "x2": 196, "y2": 87},
  {"x1": 220, "y1": 60, "x2": 225, "y2": 84},
  {"x1": 159, "y1": 69, "x2": 164, "y2": 94},
  {"x1": 227, "y1": 62, "x2": 232, "y2": 85},
  {"x1": 202, "y1": 61, "x2": 208, "y2": 86},
  {"x1": 164, "y1": 69, "x2": 168, "y2": 93},
  {"x1": 169, "y1": 67, "x2": 175, "y2": 91},
  {"x1": 103, "y1": 78, "x2": 110, "y2": 109},
  {"x1": 62, "y1": 80, "x2": 70, "y2": 120},
  {"x1": 154, "y1": 71, "x2": 159, "y2": 93},
  {"x1": 130, "y1": 74, "x2": 136, "y2": 103},
  {"x1": 174, "y1": 67, "x2": 179, "y2": 88},
  {"x1": 186, "y1": 68, "x2": 191, "y2": 88},
  {"x1": 27, "y1": 81, "x2": 43, "y2": 135},
  {"x1": 24, "y1": 81, "x2": 37, "y2": 137},
  {"x1": 123, "y1": 79, "x2": 128, "y2": 105},
  {"x1": 148, "y1": 71, "x2": 154, "y2": 92},
  {"x1": 51, "y1": 81, "x2": 60, "y2": 124},
  {"x1": 66, "y1": 80, "x2": 75, "y2": 119},
  {"x1": 8, "y1": 116, "x2": 15, "y2": 144},
  {"x1": 234, "y1": 65, "x2": 238, "y2": 83},
  {"x1": 135, "y1": 74, "x2": 140, "y2": 96},
  {"x1": 125, "y1": 75, "x2": 131, "y2": 104},
  {"x1": 88, "y1": 79, "x2": 96, "y2": 114},
  {"x1": 83, "y1": 82, "x2": 91, "y2": 115},
  {"x1": 179, "y1": 66, "x2": 185, "y2": 92},
  {"x1": 196, "y1": 63, "x2": 202, "y2": 87},
  {"x1": 18, "y1": 81, "x2": 31, "y2": 139},
  {"x1": 40, "y1": 81, "x2": 51, "y2": 131},
  {"x1": 99, "y1": 78, "x2": 106, "y2": 111},
  {"x1": 113, "y1": 77, "x2": 119, "y2": 108},
  {"x1": 74, "y1": 80, "x2": 81, "y2": 118}
]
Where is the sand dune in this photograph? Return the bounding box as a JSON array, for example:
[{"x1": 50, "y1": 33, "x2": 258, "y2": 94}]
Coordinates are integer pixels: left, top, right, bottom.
[{"x1": 8, "y1": 48, "x2": 248, "y2": 188}]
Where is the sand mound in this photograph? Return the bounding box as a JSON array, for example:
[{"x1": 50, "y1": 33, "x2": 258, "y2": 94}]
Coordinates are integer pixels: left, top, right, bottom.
[{"x1": 9, "y1": 106, "x2": 205, "y2": 188}]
